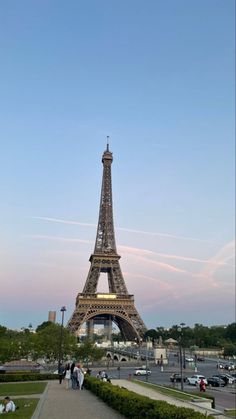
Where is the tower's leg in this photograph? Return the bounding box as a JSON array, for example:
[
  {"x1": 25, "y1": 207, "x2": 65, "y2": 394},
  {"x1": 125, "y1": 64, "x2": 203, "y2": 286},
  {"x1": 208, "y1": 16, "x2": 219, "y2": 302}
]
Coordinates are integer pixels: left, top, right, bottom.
[
  {"x1": 86, "y1": 319, "x2": 94, "y2": 339},
  {"x1": 103, "y1": 316, "x2": 112, "y2": 341}
]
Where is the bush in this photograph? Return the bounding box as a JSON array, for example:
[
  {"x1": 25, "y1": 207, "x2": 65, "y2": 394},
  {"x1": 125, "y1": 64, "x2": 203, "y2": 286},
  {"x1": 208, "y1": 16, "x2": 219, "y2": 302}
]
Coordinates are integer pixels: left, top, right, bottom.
[
  {"x1": 0, "y1": 373, "x2": 58, "y2": 382},
  {"x1": 0, "y1": 370, "x2": 40, "y2": 375},
  {"x1": 84, "y1": 376, "x2": 207, "y2": 418}
]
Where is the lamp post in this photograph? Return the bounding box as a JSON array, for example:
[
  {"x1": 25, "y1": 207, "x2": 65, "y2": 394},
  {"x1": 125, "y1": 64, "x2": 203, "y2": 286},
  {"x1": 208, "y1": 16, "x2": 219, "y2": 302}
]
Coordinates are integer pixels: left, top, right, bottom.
[
  {"x1": 177, "y1": 323, "x2": 185, "y2": 391},
  {"x1": 146, "y1": 337, "x2": 150, "y2": 382},
  {"x1": 58, "y1": 306, "x2": 66, "y2": 382}
]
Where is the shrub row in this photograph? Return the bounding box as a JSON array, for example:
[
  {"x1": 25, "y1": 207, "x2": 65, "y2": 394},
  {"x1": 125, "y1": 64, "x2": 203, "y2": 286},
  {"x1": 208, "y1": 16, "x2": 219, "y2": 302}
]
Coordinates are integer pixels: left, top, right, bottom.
[
  {"x1": 0, "y1": 370, "x2": 40, "y2": 375},
  {"x1": 0, "y1": 373, "x2": 58, "y2": 382},
  {"x1": 84, "y1": 376, "x2": 207, "y2": 419}
]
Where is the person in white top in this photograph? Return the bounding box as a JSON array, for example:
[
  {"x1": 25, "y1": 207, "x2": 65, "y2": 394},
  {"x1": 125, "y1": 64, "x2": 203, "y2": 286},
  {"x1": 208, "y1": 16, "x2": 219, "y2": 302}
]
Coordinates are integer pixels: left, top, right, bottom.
[
  {"x1": 3, "y1": 397, "x2": 16, "y2": 412},
  {"x1": 76, "y1": 364, "x2": 84, "y2": 390}
]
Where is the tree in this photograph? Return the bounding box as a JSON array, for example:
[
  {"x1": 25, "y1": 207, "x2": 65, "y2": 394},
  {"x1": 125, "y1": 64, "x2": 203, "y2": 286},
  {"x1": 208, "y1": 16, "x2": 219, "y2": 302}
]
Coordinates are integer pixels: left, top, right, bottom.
[
  {"x1": 224, "y1": 323, "x2": 236, "y2": 343},
  {"x1": 33, "y1": 323, "x2": 77, "y2": 363},
  {"x1": 223, "y1": 343, "x2": 236, "y2": 357},
  {"x1": 73, "y1": 340, "x2": 104, "y2": 366},
  {"x1": 144, "y1": 329, "x2": 159, "y2": 342},
  {"x1": 0, "y1": 325, "x2": 7, "y2": 337},
  {"x1": 36, "y1": 321, "x2": 53, "y2": 333}
]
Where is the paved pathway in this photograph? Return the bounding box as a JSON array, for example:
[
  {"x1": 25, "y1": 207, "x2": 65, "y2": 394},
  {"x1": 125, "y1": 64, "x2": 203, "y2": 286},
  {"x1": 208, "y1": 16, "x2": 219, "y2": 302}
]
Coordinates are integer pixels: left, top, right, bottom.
[{"x1": 32, "y1": 381, "x2": 125, "y2": 419}]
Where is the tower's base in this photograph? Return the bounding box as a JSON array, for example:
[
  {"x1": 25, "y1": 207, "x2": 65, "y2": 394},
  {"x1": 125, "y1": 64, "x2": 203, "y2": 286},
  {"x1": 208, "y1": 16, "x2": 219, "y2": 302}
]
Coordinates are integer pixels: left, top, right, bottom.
[{"x1": 67, "y1": 293, "x2": 146, "y2": 341}]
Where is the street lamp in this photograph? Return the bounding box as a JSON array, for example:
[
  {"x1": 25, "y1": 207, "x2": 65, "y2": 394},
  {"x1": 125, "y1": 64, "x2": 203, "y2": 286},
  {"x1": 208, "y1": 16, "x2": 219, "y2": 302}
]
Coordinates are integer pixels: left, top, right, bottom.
[
  {"x1": 177, "y1": 323, "x2": 185, "y2": 391},
  {"x1": 58, "y1": 306, "x2": 66, "y2": 382},
  {"x1": 145, "y1": 337, "x2": 150, "y2": 382}
]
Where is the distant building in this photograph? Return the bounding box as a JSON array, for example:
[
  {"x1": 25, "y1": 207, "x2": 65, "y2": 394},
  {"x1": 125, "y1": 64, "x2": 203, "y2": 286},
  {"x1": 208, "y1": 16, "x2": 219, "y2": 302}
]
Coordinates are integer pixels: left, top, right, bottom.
[{"x1": 48, "y1": 311, "x2": 56, "y2": 323}]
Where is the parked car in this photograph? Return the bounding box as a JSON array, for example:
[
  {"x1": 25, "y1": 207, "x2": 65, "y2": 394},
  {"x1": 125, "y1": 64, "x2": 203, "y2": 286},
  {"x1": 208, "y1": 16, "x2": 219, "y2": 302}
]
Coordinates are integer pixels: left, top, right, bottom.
[
  {"x1": 186, "y1": 375, "x2": 207, "y2": 386},
  {"x1": 185, "y1": 357, "x2": 194, "y2": 362},
  {"x1": 207, "y1": 377, "x2": 226, "y2": 387},
  {"x1": 170, "y1": 373, "x2": 187, "y2": 383},
  {"x1": 217, "y1": 362, "x2": 226, "y2": 369},
  {"x1": 197, "y1": 357, "x2": 205, "y2": 362},
  {"x1": 212, "y1": 374, "x2": 236, "y2": 385},
  {"x1": 224, "y1": 363, "x2": 235, "y2": 371},
  {"x1": 134, "y1": 367, "x2": 151, "y2": 376}
]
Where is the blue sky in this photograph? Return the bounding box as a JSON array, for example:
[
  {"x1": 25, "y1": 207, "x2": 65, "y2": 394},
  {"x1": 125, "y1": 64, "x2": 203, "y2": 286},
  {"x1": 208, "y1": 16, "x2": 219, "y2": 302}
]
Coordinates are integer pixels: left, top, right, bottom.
[{"x1": 0, "y1": 0, "x2": 235, "y2": 331}]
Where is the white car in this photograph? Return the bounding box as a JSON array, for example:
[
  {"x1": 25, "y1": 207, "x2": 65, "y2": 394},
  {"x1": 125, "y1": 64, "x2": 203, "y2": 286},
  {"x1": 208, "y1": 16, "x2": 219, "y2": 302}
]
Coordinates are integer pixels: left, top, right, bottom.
[
  {"x1": 134, "y1": 368, "x2": 151, "y2": 376},
  {"x1": 187, "y1": 375, "x2": 207, "y2": 386}
]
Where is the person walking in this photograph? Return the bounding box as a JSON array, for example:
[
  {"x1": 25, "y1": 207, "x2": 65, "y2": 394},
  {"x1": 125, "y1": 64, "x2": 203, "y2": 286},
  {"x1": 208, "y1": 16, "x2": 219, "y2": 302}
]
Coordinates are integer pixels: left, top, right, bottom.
[
  {"x1": 58, "y1": 364, "x2": 65, "y2": 384},
  {"x1": 77, "y1": 365, "x2": 84, "y2": 390},
  {"x1": 64, "y1": 363, "x2": 71, "y2": 389},
  {"x1": 199, "y1": 378, "x2": 206, "y2": 392},
  {"x1": 71, "y1": 363, "x2": 78, "y2": 389}
]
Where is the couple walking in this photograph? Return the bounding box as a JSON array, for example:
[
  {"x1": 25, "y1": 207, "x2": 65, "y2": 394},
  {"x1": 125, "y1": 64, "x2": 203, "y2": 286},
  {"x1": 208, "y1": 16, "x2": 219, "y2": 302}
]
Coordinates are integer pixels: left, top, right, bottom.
[{"x1": 69, "y1": 363, "x2": 84, "y2": 390}]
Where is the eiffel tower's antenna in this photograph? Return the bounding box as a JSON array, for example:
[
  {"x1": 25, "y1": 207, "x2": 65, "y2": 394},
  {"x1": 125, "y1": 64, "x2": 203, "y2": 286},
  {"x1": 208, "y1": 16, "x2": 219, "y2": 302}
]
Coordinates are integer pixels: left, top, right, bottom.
[{"x1": 106, "y1": 136, "x2": 110, "y2": 151}]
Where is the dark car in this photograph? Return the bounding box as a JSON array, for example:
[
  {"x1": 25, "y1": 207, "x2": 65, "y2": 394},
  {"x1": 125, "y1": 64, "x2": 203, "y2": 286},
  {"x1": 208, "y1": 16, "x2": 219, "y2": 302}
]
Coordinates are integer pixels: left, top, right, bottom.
[
  {"x1": 212, "y1": 374, "x2": 235, "y2": 385},
  {"x1": 170, "y1": 373, "x2": 187, "y2": 383},
  {"x1": 207, "y1": 377, "x2": 225, "y2": 387},
  {"x1": 197, "y1": 357, "x2": 205, "y2": 362},
  {"x1": 224, "y1": 363, "x2": 235, "y2": 371}
]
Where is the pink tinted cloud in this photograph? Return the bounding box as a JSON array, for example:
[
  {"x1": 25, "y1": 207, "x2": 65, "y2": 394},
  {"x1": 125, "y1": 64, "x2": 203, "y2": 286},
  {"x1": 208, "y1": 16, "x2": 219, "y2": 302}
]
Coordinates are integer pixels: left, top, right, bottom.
[{"x1": 200, "y1": 240, "x2": 235, "y2": 280}]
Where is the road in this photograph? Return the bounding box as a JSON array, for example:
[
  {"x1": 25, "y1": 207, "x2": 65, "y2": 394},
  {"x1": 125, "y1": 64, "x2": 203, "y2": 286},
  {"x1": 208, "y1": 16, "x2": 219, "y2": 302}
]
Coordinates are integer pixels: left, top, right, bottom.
[{"x1": 93, "y1": 356, "x2": 236, "y2": 411}]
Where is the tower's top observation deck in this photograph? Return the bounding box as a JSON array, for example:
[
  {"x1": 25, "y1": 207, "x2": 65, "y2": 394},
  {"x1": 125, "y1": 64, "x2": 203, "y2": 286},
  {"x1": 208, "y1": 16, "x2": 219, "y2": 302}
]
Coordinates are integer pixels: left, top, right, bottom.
[{"x1": 102, "y1": 138, "x2": 113, "y2": 163}]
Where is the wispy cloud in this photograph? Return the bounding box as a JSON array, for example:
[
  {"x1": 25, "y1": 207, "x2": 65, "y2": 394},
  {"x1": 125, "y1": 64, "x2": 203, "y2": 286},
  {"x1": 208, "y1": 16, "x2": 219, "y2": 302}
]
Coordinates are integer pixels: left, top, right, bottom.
[
  {"x1": 119, "y1": 245, "x2": 228, "y2": 265},
  {"x1": 31, "y1": 216, "x2": 95, "y2": 228},
  {"x1": 200, "y1": 240, "x2": 235, "y2": 279},
  {"x1": 28, "y1": 234, "x2": 93, "y2": 245},
  {"x1": 27, "y1": 234, "x2": 232, "y2": 277},
  {"x1": 31, "y1": 216, "x2": 215, "y2": 243}
]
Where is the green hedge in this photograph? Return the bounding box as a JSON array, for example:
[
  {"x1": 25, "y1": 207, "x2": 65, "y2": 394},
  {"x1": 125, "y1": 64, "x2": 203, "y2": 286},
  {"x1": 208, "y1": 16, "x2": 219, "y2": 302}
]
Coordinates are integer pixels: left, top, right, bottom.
[
  {"x1": 84, "y1": 376, "x2": 207, "y2": 419},
  {"x1": 0, "y1": 371, "x2": 40, "y2": 375},
  {"x1": 0, "y1": 373, "x2": 58, "y2": 382}
]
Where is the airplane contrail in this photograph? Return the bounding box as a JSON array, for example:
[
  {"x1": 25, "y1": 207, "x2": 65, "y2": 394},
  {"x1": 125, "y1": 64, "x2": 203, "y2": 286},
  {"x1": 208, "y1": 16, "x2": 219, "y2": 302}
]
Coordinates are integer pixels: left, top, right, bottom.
[{"x1": 31, "y1": 216, "x2": 216, "y2": 243}]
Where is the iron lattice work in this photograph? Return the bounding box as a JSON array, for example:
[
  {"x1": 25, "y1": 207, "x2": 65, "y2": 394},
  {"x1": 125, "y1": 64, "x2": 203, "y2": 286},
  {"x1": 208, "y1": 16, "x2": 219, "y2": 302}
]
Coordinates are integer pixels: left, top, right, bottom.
[{"x1": 67, "y1": 144, "x2": 147, "y2": 341}]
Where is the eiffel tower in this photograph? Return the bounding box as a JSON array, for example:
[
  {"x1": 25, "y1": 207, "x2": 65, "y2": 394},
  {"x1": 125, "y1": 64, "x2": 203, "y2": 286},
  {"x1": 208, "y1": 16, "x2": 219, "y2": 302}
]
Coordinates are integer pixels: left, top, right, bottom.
[{"x1": 67, "y1": 140, "x2": 147, "y2": 341}]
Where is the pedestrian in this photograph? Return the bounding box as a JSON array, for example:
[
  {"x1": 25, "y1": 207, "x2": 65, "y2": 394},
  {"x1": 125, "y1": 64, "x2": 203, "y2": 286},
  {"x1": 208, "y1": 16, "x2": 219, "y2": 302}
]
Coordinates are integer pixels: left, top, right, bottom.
[
  {"x1": 58, "y1": 364, "x2": 65, "y2": 384},
  {"x1": 65, "y1": 363, "x2": 71, "y2": 389},
  {"x1": 72, "y1": 363, "x2": 79, "y2": 389},
  {"x1": 199, "y1": 378, "x2": 206, "y2": 392},
  {"x1": 96, "y1": 371, "x2": 102, "y2": 379},
  {"x1": 77, "y1": 364, "x2": 84, "y2": 390}
]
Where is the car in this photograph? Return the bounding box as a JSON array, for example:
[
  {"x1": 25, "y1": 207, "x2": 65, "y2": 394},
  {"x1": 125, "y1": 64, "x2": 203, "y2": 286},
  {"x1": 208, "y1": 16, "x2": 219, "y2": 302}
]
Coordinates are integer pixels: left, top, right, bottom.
[
  {"x1": 186, "y1": 375, "x2": 207, "y2": 386},
  {"x1": 217, "y1": 362, "x2": 226, "y2": 369},
  {"x1": 212, "y1": 374, "x2": 236, "y2": 385},
  {"x1": 224, "y1": 363, "x2": 235, "y2": 371},
  {"x1": 207, "y1": 377, "x2": 226, "y2": 387},
  {"x1": 134, "y1": 368, "x2": 151, "y2": 376},
  {"x1": 185, "y1": 357, "x2": 194, "y2": 362},
  {"x1": 197, "y1": 357, "x2": 205, "y2": 362},
  {"x1": 170, "y1": 373, "x2": 187, "y2": 383}
]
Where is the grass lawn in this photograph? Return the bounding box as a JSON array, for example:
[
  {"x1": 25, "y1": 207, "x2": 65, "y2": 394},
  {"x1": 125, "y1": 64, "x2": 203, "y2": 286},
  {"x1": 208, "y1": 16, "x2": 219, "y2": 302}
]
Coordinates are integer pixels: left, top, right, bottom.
[
  {"x1": 0, "y1": 382, "x2": 47, "y2": 396},
  {"x1": 133, "y1": 380, "x2": 203, "y2": 402},
  {"x1": 224, "y1": 409, "x2": 236, "y2": 417},
  {"x1": 0, "y1": 398, "x2": 39, "y2": 418},
  {"x1": 133, "y1": 380, "x2": 215, "y2": 408}
]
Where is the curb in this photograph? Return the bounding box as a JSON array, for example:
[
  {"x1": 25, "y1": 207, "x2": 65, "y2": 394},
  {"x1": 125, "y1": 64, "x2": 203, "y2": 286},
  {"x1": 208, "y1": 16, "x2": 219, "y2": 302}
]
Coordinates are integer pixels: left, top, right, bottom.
[{"x1": 31, "y1": 382, "x2": 49, "y2": 419}]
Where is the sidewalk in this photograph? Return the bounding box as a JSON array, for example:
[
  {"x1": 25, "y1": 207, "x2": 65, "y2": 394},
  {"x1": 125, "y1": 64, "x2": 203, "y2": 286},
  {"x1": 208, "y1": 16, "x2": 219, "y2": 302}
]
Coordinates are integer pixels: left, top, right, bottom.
[{"x1": 32, "y1": 381, "x2": 125, "y2": 419}]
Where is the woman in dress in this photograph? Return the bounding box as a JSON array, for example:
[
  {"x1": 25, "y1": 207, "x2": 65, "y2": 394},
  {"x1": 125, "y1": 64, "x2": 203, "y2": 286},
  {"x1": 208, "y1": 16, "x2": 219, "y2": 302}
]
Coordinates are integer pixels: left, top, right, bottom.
[{"x1": 77, "y1": 364, "x2": 84, "y2": 390}]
